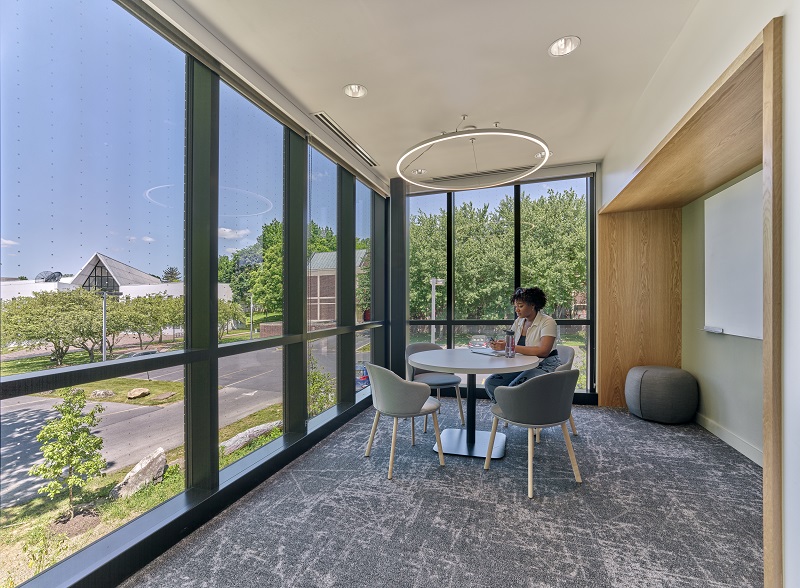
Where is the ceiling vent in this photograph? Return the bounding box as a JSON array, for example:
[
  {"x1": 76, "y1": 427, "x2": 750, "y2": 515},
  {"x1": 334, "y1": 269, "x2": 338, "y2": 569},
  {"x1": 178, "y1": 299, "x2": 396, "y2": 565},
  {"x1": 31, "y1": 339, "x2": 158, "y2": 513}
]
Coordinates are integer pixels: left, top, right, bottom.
[
  {"x1": 429, "y1": 164, "x2": 532, "y2": 183},
  {"x1": 312, "y1": 111, "x2": 378, "y2": 167}
]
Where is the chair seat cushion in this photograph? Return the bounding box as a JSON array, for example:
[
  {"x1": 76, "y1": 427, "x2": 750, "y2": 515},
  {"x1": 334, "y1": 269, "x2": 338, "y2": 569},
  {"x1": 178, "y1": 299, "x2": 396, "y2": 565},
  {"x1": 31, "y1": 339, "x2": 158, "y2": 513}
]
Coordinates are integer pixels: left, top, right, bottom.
[{"x1": 414, "y1": 372, "x2": 461, "y2": 387}]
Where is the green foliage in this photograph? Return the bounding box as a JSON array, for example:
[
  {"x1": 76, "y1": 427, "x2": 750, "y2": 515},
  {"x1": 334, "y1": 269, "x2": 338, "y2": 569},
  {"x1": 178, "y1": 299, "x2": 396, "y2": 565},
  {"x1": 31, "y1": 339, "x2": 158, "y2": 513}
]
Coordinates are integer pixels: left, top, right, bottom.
[
  {"x1": 407, "y1": 187, "x2": 587, "y2": 320},
  {"x1": 355, "y1": 248, "x2": 371, "y2": 319},
  {"x1": 218, "y1": 299, "x2": 247, "y2": 340},
  {"x1": 21, "y1": 527, "x2": 68, "y2": 575},
  {"x1": 28, "y1": 388, "x2": 106, "y2": 518},
  {"x1": 307, "y1": 354, "x2": 336, "y2": 418},
  {"x1": 161, "y1": 266, "x2": 181, "y2": 282},
  {"x1": 17, "y1": 275, "x2": 28, "y2": 280}
]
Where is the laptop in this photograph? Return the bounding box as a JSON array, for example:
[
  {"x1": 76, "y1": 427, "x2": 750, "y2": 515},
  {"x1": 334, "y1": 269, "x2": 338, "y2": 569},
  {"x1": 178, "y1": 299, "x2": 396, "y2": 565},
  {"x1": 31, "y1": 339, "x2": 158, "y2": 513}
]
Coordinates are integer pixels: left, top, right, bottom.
[{"x1": 469, "y1": 347, "x2": 505, "y2": 357}]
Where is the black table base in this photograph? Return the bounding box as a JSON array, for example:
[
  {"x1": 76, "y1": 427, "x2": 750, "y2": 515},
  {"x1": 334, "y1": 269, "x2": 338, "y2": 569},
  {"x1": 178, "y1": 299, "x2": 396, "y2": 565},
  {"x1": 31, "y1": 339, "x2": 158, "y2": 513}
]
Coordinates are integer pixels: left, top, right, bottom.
[{"x1": 433, "y1": 373, "x2": 506, "y2": 459}]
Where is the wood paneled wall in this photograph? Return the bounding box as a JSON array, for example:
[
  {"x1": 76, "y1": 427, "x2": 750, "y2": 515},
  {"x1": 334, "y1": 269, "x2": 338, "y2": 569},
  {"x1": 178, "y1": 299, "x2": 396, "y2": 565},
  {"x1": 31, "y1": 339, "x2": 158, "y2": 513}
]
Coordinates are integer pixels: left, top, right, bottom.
[{"x1": 597, "y1": 209, "x2": 682, "y2": 407}]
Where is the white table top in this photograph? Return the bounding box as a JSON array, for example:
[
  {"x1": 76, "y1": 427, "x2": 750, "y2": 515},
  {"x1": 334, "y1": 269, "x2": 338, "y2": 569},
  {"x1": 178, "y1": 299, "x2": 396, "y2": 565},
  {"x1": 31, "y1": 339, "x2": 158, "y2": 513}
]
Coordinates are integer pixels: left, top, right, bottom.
[{"x1": 408, "y1": 348, "x2": 541, "y2": 375}]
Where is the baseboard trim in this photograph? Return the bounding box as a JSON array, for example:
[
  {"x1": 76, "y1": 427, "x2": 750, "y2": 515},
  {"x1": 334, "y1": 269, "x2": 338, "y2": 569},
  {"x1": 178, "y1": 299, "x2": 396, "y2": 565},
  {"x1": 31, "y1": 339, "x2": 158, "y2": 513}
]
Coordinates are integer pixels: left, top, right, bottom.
[{"x1": 695, "y1": 412, "x2": 763, "y2": 466}]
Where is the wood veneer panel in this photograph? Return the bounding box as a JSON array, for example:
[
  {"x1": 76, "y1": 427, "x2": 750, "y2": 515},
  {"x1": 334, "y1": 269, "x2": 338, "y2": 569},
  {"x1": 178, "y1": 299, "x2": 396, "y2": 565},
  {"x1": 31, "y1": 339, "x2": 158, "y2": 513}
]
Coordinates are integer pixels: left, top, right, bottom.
[
  {"x1": 597, "y1": 210, "x2": 681, "y2": 407},
  {"x1": 601, "y1": 40, "x2": 764, "y2": 214},
  {"x1": 761, "y1": 17, "x2": 783, "y2": 588}
]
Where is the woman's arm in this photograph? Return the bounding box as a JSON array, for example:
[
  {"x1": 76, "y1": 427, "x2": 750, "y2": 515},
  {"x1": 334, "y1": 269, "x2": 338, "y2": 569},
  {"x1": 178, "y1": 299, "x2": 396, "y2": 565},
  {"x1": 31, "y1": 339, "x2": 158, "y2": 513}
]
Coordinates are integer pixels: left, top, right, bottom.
[{"x1": 516, "y1": 335, "x2": 555, "y2": 358}]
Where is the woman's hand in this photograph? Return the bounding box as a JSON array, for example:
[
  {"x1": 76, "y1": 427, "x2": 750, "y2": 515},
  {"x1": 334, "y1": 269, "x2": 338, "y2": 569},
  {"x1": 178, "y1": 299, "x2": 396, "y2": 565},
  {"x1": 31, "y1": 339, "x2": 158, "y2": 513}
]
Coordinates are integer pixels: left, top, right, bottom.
[{"x1": 489, "y1": 339, "x2": 504, "y2": 351}]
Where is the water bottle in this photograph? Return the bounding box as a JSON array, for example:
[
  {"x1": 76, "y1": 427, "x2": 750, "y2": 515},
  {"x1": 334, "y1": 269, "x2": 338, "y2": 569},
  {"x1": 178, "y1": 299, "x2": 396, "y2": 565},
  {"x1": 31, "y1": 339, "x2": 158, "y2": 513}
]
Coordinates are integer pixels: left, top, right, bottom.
[{"x1": 504, "y1": 330, "x2": 515, "y2": 358}]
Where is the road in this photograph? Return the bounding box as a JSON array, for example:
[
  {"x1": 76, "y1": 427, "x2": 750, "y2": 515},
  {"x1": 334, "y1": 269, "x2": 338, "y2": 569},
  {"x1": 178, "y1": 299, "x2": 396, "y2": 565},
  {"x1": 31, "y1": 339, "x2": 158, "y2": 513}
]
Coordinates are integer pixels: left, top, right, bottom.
[{"x1": 1, "y1": 336, "x2": 370, "y2": 507}]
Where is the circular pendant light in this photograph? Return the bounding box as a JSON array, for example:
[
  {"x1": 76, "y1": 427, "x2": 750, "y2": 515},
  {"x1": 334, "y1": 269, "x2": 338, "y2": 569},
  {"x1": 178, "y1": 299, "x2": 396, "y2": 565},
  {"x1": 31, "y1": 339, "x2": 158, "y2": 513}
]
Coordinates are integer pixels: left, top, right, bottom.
[{"x1": 396, "y1": 127, "x2": 550, "y2": 191}]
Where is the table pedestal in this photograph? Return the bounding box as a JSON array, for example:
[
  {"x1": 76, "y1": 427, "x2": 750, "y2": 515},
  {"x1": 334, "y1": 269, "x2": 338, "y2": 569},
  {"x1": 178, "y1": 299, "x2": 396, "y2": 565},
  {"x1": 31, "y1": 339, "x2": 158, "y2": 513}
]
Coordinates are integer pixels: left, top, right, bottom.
[{"x1": 433, "y1": 373, "x2": 506, "y2": 459}]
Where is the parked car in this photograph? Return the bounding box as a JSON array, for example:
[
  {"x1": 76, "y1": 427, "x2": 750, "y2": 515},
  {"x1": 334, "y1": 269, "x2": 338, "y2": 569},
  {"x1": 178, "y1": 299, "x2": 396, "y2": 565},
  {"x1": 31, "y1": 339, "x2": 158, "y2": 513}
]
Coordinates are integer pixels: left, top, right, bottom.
[
  {"x1": 117, "y1": 349, "x2": 159, "y2": 359},
  {"x1": 355, "y1": 363, "x2": 370, "y2": 391}
]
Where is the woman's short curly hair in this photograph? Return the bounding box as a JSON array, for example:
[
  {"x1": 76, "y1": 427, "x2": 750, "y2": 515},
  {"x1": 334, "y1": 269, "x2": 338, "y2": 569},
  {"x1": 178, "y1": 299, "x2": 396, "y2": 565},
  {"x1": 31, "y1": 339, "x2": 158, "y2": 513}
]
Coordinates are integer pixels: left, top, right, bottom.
[{"x1": 511, "y1": 287, "x2": 547, "y2": 311}]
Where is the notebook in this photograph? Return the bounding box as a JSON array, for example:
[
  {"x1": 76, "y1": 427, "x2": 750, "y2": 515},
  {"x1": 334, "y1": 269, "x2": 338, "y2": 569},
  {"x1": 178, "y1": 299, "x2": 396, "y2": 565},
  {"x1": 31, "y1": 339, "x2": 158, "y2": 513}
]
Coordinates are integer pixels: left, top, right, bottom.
[{"x1": 469, "y1": 347, "x2": 505, "y2": 357}]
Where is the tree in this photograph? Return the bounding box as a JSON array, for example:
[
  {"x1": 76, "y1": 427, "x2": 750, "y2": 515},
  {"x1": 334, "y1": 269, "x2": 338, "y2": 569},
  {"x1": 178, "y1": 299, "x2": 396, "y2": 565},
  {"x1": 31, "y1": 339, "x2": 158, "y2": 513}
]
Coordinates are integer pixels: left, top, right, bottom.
[
  {"x1": 29, "y1": 388, "x2": 106, "y2": 519},
  {"x1": 0, "y1": 290, "x2": 89, "y2": 365},
  {"x1": 307, "y1": 354, "x2": 336, "y2": 417},
  {"x1": 161, "y1": 266, "x2": 181, "y2": 282},
  {"x1": 17, "y1": 275, "x2": 28, "y2": 280},
  {"x1": 218, "y1": 299, "x2": 246, "y2": 339},
  {"x1": 355, "y1": 246, "x2": 371, "y2": 320}
]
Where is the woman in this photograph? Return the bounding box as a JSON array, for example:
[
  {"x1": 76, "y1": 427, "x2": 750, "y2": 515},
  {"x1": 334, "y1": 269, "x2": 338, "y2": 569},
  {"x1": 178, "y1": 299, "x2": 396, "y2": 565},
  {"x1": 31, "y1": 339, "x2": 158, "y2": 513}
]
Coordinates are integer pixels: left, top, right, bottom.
[{"x1": 484, "y1": 287, "x2": 561, "y2": 402}]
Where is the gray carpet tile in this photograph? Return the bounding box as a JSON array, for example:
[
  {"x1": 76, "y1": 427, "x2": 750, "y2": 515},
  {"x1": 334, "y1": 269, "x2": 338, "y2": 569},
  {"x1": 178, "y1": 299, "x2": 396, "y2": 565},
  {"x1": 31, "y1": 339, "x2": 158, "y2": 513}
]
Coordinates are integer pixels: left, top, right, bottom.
[{"x1": 120, "y1": 402, "x2": 763, "y2": 588}]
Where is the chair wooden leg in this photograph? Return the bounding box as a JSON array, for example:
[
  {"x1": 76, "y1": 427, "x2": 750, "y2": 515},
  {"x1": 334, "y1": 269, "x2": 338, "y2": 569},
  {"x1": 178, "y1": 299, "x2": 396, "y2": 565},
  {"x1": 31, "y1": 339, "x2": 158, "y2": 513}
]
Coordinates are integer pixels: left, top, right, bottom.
[
  {"x1": 569, "y1": 413, "x2": 578, "y2": 435},
  {"x1": 528, "y1": 428, "x2": 535, "y2": 499},
  {"x1": 437, "y1": 388, "x2": 441, "y2": 413},
  {"x1": 454, "y1": 386, "x2": 465, "y2": 426},
  {"x1": 388, "y1": 417, "x2": 399, "y2": 480},
  {"x1": 431, "y1": 412, "x2": 445, "y2": 466},
  {"x1": 411, "y1": 416, "x2": 416, "y2": 446},
  {"x1": 424, "y1": 414, "x2": 428, "y2": 433},
  {"x1": 484, "y1": 416, "x2": 499, "y2": 470},
  {"x1": 535, "y1": 427, "x2": 541, "y2": 443},
  {"x1": 561, "y1": 423, "x2": 582, "y2": 483},
  {"x1": 365, "y1": 410, "x2": 380, "y2": 457}
]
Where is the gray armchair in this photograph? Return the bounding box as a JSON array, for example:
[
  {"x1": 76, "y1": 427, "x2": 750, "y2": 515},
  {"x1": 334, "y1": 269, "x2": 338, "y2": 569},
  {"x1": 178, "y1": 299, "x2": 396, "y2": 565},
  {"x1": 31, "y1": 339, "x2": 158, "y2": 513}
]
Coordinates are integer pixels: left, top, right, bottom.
[
  {"x1": 554, "y1": 344, "x2": 578, "y2": 436},
  {"x1": 363, "y1": 362, "x2": 445, "y2": 479},
  {"x1": 484, "y1": 369, "x2": 582, "y2": 498},
  {"x1": 406, "y1": 342, "x2": 464, "y2": 428}
]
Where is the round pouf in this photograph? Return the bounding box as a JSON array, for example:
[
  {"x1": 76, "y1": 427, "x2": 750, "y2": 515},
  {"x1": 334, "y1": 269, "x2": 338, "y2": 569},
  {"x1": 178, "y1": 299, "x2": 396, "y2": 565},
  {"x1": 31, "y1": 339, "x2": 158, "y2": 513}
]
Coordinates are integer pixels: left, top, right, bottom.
[{"x1": 625, "y1": 366, "x2": 698, "y2": 424}]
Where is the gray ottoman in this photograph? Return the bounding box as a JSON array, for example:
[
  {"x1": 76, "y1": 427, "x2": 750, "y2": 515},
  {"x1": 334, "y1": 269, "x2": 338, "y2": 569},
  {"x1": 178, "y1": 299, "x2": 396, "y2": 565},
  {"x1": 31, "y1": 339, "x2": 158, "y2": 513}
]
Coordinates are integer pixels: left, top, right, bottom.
[{"x1": 625, "y1": 366, "x2": 698, "y2": 424}]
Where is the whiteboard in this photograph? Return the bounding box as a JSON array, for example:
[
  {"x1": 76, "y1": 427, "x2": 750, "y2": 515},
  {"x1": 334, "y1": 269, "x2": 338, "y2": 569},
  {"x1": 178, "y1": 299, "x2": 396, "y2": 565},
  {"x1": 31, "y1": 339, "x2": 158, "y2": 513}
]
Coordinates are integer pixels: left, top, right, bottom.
[{"x1": 704, "y1": 171, "x2": 763, "y2": 339}]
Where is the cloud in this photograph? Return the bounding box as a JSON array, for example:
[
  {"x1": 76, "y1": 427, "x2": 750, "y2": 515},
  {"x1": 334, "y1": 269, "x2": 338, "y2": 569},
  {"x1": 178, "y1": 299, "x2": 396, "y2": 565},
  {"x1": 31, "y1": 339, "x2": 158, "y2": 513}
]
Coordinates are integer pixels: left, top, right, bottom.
[
  {"x1": 224, "y1": 247, "x2": 240, "y2": 254},
  {"x1": 142, "y1": 236, "x2": 155, "y2": 243},
  {"x1": 218, "y1": 227, "x2": 251, "y2": 240},
  {"x1": 127, "y1": 235, "x2": 137, "y2": 242},
  {"x1": 1, "y1": 238, "x2": 19, "y2": 247}
]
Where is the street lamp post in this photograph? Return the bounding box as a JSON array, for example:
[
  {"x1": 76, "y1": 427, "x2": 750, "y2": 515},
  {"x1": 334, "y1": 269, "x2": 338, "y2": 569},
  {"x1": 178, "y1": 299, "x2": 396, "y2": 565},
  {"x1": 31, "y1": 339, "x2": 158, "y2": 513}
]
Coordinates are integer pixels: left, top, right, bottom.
[
  {"x1": 101, "y1": 291, "x2": 107, "y2": 362},
  {"x1": 249, "y1": 292, "x2": 254, "y2": 340},
  {"x1": 430, "y1": 278, "x2": 444, "y2": 344}
]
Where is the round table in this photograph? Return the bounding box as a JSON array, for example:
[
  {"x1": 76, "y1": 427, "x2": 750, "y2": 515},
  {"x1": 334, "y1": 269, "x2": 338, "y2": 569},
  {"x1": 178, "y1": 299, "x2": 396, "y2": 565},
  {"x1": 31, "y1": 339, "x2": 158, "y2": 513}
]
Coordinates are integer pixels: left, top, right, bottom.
[{"x1": 408, "y1": 349, "x2": 541, "y2": 458}]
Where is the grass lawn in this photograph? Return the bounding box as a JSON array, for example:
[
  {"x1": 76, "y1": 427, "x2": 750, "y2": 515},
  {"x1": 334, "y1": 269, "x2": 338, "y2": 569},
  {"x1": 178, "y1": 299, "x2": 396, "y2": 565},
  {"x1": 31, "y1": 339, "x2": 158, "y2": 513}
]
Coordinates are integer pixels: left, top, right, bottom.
[
  {"x1": 41, "y1": 378, "x2": 185, "y2": 407},
  {"x1": 0, "y1": 351, "x2": 91, "y2": 377},
  {"x1": 0, "y1": 403, "x2": 284, "y2": 586}
]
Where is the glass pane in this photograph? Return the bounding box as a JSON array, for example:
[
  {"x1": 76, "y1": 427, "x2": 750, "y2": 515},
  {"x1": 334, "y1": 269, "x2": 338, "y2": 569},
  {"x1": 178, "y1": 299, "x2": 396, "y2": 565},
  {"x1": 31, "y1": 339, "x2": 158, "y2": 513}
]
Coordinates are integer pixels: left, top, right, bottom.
[
  {"x1": 558, "y1": 324, "x2": 589, "y2": 393},
  {"x1": 355, "y1": 330, "x2": 372, "y2": 392},
  {"x1": 408, "y1": 193, "x2": 447, "y2": 320},
  {"x1": 454, "y1": 187, "x2": 515, "y2": 320},
  {"x1": 307, "y1": 148, "x2": 338, "y2": 331},
  {"x1": 218, "y1": 82, "x2": 285, "y2": 345},
  {"x1": 1, "y1": 375, "x2": 185, "y2": 584},
  {"x1": 0, "y1": 0, "x2": 186, "y2": 379},
  {"x1": 355, "y1": 181, "x2": 372, "y2": 324},
  {"x1": 408, "y1": 325, "x2": 447, "y2": 348},
  {"x1": 519, "y1": 179, "x2": 588, "y2": 318},
  {"x1": 308, "y1": 336, "x2": 337, "y2": 419},
  {"x1": 218, "y1": 347, "x2": 284, "y2": 469}
]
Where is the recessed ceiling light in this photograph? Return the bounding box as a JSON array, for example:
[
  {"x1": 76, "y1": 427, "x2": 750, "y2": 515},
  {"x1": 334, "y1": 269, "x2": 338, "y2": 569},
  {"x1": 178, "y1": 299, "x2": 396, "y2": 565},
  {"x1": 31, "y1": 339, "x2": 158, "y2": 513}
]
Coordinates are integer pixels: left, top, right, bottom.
[
  {"x1": 343, "y1": 84, "x2": 368, "y2": 98},
  {"x1": 411, "y1": 169, "x2": 427, "y2": 175},
  {"x1": 548, "y1": 36, "x2": 581, "y2": 57}
]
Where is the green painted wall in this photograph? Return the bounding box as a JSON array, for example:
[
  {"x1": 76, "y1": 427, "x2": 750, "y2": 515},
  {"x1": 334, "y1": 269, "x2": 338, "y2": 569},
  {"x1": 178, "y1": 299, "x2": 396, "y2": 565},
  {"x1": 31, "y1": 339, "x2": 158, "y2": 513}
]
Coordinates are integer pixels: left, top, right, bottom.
[{"x1": 681, "y1": 169, "x2": 762, "y2": 464}]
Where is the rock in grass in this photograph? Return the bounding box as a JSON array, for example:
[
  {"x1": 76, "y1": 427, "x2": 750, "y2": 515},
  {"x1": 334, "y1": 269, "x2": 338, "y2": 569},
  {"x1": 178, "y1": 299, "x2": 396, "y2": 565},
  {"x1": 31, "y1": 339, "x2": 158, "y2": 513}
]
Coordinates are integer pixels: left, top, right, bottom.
[
  {"x1": 110, "y1": 447, "x2": 167, "y2": 499},
  {"x1": 127, "y1": 387, "x2": 150, "y2": 399},
  {"x1": 92, "y1": 389, "x2": 114, "y2": 398},
  {"x1": 219, "y1": 421, "x2": 282, "y2": 455}
]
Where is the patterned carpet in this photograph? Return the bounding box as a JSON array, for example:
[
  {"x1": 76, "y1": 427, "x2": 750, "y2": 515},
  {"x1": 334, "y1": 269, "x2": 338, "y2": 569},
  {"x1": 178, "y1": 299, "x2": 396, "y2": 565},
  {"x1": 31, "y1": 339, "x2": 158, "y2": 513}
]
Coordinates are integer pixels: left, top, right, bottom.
[{"x1": 120, "y1": 401, "x2": 763, "y2": 588}]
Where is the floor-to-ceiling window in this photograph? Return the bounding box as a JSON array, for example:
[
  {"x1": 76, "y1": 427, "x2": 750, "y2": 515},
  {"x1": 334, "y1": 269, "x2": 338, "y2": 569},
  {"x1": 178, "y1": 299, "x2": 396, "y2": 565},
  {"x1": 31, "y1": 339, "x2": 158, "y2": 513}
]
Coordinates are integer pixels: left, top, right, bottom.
[
  {"x1": 407, "y1": 176, "x2": 595, "y2": 395},
  {"x1": 0, "y1": 1, "x2": 187, "y2": 583},
  {"x1": 0, "y1": 1, "x2": 386, "y2": 584}
]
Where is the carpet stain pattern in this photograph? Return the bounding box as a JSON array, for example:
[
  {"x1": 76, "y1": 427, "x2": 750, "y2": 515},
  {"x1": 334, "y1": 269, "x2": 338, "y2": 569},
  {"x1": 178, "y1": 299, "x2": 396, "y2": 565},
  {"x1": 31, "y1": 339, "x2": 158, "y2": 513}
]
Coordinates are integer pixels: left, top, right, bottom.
[{"x1": 121, "y1": 403, "x2": 762, "y2": 587}]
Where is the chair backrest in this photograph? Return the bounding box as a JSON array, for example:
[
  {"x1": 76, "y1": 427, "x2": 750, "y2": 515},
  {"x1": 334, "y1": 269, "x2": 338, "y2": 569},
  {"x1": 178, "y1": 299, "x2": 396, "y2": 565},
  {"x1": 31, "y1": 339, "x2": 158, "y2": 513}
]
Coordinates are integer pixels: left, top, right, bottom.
[
  {"x1": 405, "y1": 342, "x2": 442, "y2": 379},
  {"x1": 364, "y1": 362, "x2": 431, "y2": 416},
  {"x1": 494, "y1": 369, "x2": 579, "y2": 427},
  {"x1": 554, "y1": 345, "x2": 575, "y2": 371}
]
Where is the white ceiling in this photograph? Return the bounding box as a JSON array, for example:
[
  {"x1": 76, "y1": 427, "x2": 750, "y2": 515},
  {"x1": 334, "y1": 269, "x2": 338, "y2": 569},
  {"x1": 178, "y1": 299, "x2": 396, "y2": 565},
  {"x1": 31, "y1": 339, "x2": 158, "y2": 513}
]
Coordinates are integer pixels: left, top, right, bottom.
[{"x1": 161, "y1": 0, "x2": 700, "y2": 193}]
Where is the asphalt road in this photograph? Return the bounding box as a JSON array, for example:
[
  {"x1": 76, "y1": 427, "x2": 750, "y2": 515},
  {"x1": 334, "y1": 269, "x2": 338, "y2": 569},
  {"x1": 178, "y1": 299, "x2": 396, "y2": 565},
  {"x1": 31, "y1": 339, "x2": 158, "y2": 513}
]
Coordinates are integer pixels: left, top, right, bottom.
[{"x1": 1, "y1": 335, "x2": 371, "y2": 507}]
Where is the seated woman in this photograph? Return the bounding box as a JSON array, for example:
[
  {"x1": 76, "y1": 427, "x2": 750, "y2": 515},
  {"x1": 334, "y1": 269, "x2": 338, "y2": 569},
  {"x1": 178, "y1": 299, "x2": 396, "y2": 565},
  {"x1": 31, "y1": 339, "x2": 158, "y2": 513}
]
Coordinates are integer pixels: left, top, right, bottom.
[{"x1": 484, "y1": 287, "x2": 562, "y2": 402}]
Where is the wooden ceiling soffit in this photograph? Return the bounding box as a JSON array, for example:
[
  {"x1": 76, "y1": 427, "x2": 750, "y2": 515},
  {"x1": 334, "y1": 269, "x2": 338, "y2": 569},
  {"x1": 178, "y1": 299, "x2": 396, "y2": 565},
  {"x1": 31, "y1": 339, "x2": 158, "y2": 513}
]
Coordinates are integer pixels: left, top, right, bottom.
[{"x1": 601, "y1": 34, "x2": 764, "y2": 214}]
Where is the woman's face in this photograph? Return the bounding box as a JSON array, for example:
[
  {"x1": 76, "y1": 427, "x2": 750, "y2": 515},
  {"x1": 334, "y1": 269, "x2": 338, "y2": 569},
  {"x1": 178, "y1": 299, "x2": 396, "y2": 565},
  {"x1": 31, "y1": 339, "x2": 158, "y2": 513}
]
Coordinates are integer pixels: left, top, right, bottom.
[{"x1": 514, "y1": 299, "x2": 535, "y2": 318}]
